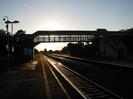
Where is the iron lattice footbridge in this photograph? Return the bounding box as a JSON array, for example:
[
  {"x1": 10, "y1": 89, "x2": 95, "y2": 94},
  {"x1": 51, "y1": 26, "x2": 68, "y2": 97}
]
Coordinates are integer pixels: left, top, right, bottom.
[{"x1": 32, "y1": 29, "x2": 133, "y2": 43}]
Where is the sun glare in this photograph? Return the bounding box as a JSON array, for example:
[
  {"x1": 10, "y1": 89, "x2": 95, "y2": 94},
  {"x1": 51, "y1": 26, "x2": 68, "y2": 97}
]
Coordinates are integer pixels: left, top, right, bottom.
[
  {"x1": 39, "y1": 20, "x2": 65, "y2": 30},
  {"x1": 35, "y1": 43, "x2": 68, "y2": 51},
  {"x1": 35, "y1": 20, "x2": 67, "y2": 51}
]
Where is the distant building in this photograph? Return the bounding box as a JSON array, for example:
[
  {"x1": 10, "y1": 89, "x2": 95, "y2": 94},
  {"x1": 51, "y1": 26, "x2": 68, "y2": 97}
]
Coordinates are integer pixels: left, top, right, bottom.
[{"x1": 99, "y1": 36, "x2": 127, "y2": 59}]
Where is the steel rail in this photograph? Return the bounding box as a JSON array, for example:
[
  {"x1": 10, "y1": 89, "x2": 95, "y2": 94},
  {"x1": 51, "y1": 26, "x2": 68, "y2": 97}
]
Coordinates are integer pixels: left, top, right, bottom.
[{"x1": 44, "y1": 56, "x2": 123, "y2": 99}]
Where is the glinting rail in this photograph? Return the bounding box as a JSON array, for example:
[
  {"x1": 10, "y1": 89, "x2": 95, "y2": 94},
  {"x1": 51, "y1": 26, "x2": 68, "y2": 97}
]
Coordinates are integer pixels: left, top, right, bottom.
[{"x1": 44, "y1": 56, "x2": 122, "y2": 99}]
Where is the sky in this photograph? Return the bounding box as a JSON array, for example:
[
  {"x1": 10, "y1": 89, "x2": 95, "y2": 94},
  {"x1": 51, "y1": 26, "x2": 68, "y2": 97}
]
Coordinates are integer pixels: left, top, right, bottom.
[{"x1": 0, "y1": 0, "x2": 133, "y2": 51}]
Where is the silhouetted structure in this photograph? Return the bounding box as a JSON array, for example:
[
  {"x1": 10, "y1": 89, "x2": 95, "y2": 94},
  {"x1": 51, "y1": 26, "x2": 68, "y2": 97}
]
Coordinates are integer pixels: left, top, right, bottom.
[
  {"x1": 30, "y1": 29, "x2": 133, "y2": 59},
  {"x1": 5, "y1": 29, "x2": 133, "y2": 60}
]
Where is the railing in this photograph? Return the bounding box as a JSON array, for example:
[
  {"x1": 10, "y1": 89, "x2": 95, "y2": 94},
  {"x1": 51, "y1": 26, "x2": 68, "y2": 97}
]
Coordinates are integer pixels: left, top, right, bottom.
[{"x1": 34, "y1": 35, "x2": 95, "y2": 42}]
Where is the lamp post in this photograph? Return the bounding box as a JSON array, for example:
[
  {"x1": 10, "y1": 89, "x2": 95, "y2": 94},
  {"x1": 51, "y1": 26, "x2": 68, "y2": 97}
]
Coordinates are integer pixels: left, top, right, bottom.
[
  {"x1": 10, "y1": 20, "x2": 19, "y2": 53},
  {"x1": 3, "y1": 16, "x2": 19, "y2": 71},
  {"x1": 3, "y1": 16, "x2": 11, "y2": 72},
  {"x1": 10, "y1": 20, "x2": 19, "y2": 35},
  {"x1": 10, "y1": 21, "x2": 19, "y2": 70}
]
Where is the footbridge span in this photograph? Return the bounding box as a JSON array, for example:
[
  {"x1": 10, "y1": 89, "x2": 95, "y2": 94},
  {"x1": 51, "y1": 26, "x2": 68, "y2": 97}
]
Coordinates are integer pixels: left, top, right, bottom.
[{"x1": 23, "y1": 29, "x2": 133, "y2": 59}]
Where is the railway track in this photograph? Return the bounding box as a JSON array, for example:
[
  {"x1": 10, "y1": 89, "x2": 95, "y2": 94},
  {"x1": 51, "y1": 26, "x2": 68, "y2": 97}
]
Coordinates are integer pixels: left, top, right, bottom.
[
  {"x1": 40, "y1": 55, "x2": 83, "y2": 99},
  {"x1": 44, "y1": 55, "x2": 122, "y2": 99}
]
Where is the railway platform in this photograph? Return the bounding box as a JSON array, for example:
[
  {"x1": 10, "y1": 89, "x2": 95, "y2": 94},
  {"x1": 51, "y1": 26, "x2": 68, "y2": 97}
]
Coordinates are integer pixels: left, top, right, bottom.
[
  {"x1": 0, "y1": 54, "x2": 82, "y2": 99},
  {"x1": 0, "y1": 56, "x2": 46, "y2": 99}
]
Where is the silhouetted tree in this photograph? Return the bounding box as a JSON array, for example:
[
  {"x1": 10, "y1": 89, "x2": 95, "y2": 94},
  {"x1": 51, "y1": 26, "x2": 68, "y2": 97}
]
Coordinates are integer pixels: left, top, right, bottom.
[
  {"x1": 0, "y1": 29, "x2": 8, "y2": 56},
  {"x1": 13, "y1": 30, "x2": 34, "y2": 63},
  {"x1": 74, "y1": 42, "x2": 84, "y2": 56},
  {"x1": 61, "y1": 37, "x2": 100, "y2": 57},
  {"x1": 13, "y1": 30, "x2": 26, "y2": 56},
  {"x1": 61, "y1": 46, "x2": 69, "y2": 54},
  {"x1": 34, "y1": 49, "x2": 39, "y2": 55},
  {"x1": 83, "y1": 42, "x2": 94, "y2": 57},
  {"x1": 126, "y1": 28, "x2": 133, "y2": 32},
  {"x1": 67, "y1": 43, "x2": 75, "y2": 56},
  {"x1": 61, "y1": 42, "x2": 84, "y2": 56}
]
